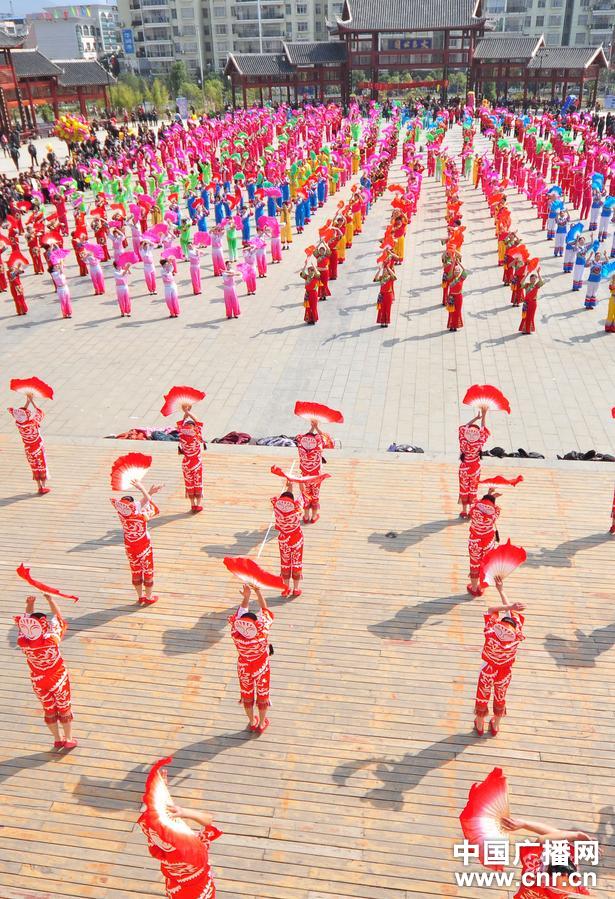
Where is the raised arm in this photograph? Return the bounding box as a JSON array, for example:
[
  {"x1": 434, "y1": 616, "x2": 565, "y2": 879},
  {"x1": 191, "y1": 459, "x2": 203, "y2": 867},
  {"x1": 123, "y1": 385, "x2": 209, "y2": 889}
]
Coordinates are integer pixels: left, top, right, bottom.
[
  {"x1": 252, "y1": 585, "x2": 267, "y2": 611},
  {"x1": 502, "y1": 817, "x2": 591, "y2": 843},
  {"x1": 42, "y1": 592, "x2": 62, "y2": 620},
  {"x1": 239, "y1": 583, "x2": 251, "y2": 610}
]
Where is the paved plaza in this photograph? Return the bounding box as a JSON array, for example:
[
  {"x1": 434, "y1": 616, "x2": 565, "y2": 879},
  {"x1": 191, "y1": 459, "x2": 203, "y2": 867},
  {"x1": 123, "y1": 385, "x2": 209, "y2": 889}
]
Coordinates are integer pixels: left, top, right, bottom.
[
  {"x1": 0, "y1": 123, "x2": 614, "y2": 898},
  {"x1": 1, "y1": 126, "x2": 613, "y2": 458}
]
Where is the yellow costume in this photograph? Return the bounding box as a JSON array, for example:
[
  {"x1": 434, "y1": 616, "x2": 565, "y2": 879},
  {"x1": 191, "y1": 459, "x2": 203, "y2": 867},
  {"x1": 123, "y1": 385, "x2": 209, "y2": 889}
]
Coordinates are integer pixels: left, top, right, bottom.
[{"x1": 280, "y1": 205, "x2": 292, "y2": 244}]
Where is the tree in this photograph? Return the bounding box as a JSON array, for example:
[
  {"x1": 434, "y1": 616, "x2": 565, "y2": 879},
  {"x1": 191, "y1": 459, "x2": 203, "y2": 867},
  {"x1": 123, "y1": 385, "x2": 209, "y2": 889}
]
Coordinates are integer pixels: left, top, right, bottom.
[
  {"x1": 167, "y1": 61, "x2": 188, "y2": 98},
  {"x1": 151, "y1": 78, "x2": 170, "y2": 111}
]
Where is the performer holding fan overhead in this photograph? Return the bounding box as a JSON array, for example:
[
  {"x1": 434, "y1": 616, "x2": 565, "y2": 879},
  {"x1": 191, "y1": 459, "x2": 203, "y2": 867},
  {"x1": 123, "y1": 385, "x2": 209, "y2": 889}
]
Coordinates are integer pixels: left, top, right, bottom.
[
  {"x1": 161, "y1": 386, "x2": 207, "y2": 514},
  {"x1": 458, "y1": 408, "x2": 489, "y2": 518},
  {"x1": 474, "y1": 576, "x2": 525, "y2": 737},
  {"x1": 8, "y1": 377, "x2": 53, "y2": 495},
  {"x1": 110, "y1": 453, "x2": 163, "y2": 606}
]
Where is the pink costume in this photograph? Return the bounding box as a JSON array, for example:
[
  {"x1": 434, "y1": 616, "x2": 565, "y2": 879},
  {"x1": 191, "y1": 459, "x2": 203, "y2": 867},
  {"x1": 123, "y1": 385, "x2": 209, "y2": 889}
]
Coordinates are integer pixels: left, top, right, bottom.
[
  {"x1": 162, "y1": 267, "x2": 180, "y2": 316},
  {"x1": 113, "y1": 268, "x2": 131, "y2": 315},
  {"x1": 211, "y1": 232, "x2": 226, "y2": 276},
  {"x1": 111, "y1": 232, "x2": 126, "y2": 261},
  {"x1": 268, "y1": 220, "x2": 282, "y2": 262},
  {"x1": 85, "y1": 253, "x2": 105, "y2": 295},
  {"x1": 255, "y1": 242, "x2": 268, "y2": 277},
  {"x1": 242, "y1": 249, "x2": 257, "y2": 293},
  {"x1": 141, "y1": 245, "x2": 157, "y2": 294},
  {"x1": 222, "y1": 271, "x2": 241, "y2": 318},
  {"x1": 130, "y1": 223, "x2": 142, "y2": 260},
  {"x1": 188, "y1": 247, "x2": 202, "y2": 295},
  {"x1": 51, "y1": 269, "x2": 72, "y2": 318}
]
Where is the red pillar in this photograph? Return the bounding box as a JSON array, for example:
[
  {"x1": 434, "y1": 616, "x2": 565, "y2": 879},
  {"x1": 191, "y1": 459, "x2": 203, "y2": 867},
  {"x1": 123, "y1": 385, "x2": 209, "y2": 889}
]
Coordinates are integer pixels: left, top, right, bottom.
[{"x1": 370, "y1": 31, "x2": 378, "y2": 101}]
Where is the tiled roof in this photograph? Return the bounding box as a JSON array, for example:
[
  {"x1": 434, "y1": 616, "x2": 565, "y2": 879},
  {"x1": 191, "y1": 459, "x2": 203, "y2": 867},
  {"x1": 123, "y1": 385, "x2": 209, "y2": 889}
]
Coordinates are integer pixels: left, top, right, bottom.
[
  {"x1": 283, "y1": 41, "x2": 347, "y2": 66},
  {"x1": 527, "y1": 45, "x2": 608, "y2": 70},
  {"x1": 52, "y1": 59, "x2": 115, "y2": 86},
  {"x1": 224, "y1": 53, "x2": 293, "y2": 76},
  {"x1": 473, "y1": 34, "x2": 544, "y2": 61},
  {"x1": 11, "y1": 49, "x2": 62, "y2": 78},
  {"x1": 0, "y1": 30, "x2": 25, "y2": 50},
  {"x1": 336, "y1": 0, "x2": 483, "y2": 32}
]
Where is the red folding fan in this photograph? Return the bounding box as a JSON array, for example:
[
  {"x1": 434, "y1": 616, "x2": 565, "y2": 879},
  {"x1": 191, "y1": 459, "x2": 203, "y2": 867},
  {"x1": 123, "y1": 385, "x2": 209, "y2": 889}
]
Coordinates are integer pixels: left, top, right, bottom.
[
  {"x1": 271, "y1": 465, "x2": 331, "y2": 485},
  {"x1": 160, "y1": 386, "x2": 206, "y2": 417},
  {"x1": 223, "y1": 557, "x2": 285, "y2": 591},
  {"x1": 481, "y1": 540, "x2": 527, "y2": 586},
  {"x1": 110, "y1": 453, "x2": 152, "y2": 491},
  {"x1": 459, "y1": 767, "x2": 511, "y2": 870},
  {"x1": 138, "y1": 757, "x2": 212, "y2": 868},
  {"x1": 479, "y1": 475, "x2": 524, "y2": 487},
  {"x1": 294, "y1": 401, "x2": 344, "y2": 424},
  {"x1": 10, "y1": 377, "x2": 54, "y2": 400},
  {"x1": 463, "y1": 385, "x2": 511, "y2": 414}
]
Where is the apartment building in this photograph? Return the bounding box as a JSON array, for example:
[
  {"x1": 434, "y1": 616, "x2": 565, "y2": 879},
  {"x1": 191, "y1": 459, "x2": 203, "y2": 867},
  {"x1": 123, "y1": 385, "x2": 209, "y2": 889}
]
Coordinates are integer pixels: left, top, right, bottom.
[
  {"x1": 484, "y1": 0, "x2": 614, "y2": 50},
  {"x1": 23, "y1": 4, "x2": 119, "y2": 60},
  {"x1": 118, "y1": 0, "x2": 344, "y2": 77}
]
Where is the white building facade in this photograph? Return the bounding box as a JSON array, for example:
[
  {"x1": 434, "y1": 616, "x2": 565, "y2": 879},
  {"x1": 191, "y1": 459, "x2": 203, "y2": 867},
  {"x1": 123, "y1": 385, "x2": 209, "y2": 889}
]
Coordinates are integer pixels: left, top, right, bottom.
[
  {"x1": 117, "y1": 0, "x2": 344, "y2": 77},
  {"x1": 484, "y1": 0, "x2": 614, "y2": 51}
]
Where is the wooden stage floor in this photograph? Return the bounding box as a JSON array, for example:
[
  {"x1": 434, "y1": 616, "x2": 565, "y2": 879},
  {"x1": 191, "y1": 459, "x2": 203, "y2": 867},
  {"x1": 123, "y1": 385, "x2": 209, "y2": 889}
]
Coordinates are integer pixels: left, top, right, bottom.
[{"x1": 0, "y1": 438, "x2": 613, "y2": 898}]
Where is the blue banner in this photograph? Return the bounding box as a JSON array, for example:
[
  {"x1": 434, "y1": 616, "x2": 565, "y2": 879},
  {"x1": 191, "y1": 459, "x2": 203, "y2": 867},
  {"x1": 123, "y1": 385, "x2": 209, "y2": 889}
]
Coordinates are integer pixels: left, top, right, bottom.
[
  {"x1": 122, "y1": 28, "x2": 135, "y2": 54},
  {"x1": 385, "y1": 38, "x2": 432, "y2": 50}
]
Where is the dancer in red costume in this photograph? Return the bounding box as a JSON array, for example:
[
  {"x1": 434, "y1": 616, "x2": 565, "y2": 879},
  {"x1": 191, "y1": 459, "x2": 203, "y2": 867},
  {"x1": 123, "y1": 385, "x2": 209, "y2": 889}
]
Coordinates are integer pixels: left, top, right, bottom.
[
  {"x1": 316, "y1": 243, "x2": 331, "y2": 300},
  {"x1": 467, "y1": 490, "x2": 501, "y2": 596},
  {"x1": 474, "y1": 577, "x2": 525, "y2": 736},
  {"x1": 15, "y1": 592, "x2": 77, "y2": 750},
  {"x1": 502, "y1": 817, "x2": 592, "y2": 898},
  {"x1": 519, "y1": 272, "x2": 545, "y2": 335},
  {"x1": 300, "y1": 261, "x2": 320, "y2": 324},
  {"x1": 139, "y1": 758, "x2": 221, "y2": 899},
  {"x1": 228, "y1": 583, "x2": 274, "y2": 733},
  {"x1": 8, "y1": 260, "x2": 28, "y2": 315},
  {"x1": 111, "y1": 479, "x2": 163, "y2": 605},
  {"x1": 374, "y1": 256, "x2": 397, "y2": 327},
  {"x1": 458, "y1": 409, "x2": 489, "y2": 518},
  {"x1": 271, "y1": 480, "x2": 304, "y2": 597},
  {"x1": 8, "y1": 393, "x2": 50, "y2": 494},
  {"x1": 177, "y1": 403, "x2": 204, "y2": 514},
  {"x1": 447, "y1": 263, "x2": 467, "y2": 331},
  {"x1": 296, "y1": 420, "x2": 326, "y2": 524}
]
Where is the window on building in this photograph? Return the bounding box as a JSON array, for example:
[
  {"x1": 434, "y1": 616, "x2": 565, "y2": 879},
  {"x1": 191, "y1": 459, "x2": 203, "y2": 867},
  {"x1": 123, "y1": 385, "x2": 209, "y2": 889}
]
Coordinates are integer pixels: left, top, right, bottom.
[
  {"x1": 216, "y1": 40, "x2": 228, "y2": 51},
  {"x1": 296, "y1": 3, "x2": 307, "y2": 12},
  {"x1": 214, "y1": 6, "x2": 225, "y2": 16},
  {"x1": 180, "y1": 7, "x2": 194, "y2": 18},
  {"x1": 215, "y1": 23, "x2": 227, "y2": 33},
  {"x1": 524, "y1": 15, "x2": 531, "y2": 26},
  {"x1": 545, "y1": 31, "x2": 559, "y2": 44},
  {"x1": 547, "y1": 14, "x2": 561, "y2": 25},
  {"x1": 535, "y1": 15, "x2": 544, "y2": 24},
  {"x1": 575, "y1": 31, "x2": 586, "y2": 44},
  {"x1": 550, "y1": 0, "x2": 563, "y2": 6},
  {"x1": 537, "y1": 0, "x2": 546, "y2": 7},
  {"x1": 297, "y1": 21, "x2": 308, "y2": 31}
]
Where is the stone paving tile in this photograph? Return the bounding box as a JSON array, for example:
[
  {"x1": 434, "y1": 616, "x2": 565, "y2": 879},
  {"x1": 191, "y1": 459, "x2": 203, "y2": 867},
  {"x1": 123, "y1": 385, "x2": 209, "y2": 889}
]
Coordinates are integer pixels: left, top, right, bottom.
[{"x1": 1, "y1": 124, "x2": 613, "y2": 460}]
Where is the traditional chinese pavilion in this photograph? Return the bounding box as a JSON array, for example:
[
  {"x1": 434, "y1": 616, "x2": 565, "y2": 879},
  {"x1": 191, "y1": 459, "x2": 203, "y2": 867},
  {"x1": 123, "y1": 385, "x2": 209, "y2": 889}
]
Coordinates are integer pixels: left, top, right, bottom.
[
  {"x1": 225, "y1": 0, "x2": 486, "y2": 105},
  {"x1": 471, "y1": 35, "x2": 608, "y2": 106},
  {"x1": 0, "y1": 37, "x2": 114, "y2": 136}
]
